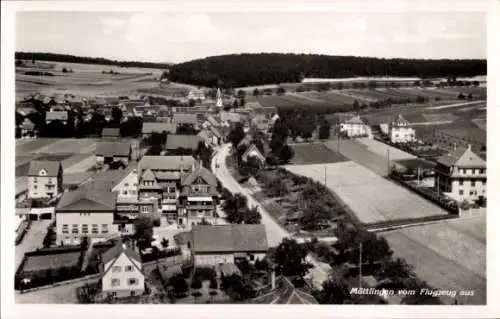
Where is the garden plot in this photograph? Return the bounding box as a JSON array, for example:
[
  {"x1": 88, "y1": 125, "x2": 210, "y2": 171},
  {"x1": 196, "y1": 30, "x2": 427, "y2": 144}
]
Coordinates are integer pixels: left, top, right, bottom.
[
  {"x1": 290, "y1": 143, "x2": 348, "y2": 165},
  {"x1": 422, "y1": 113, "x2": 458, "y2": 123},
  {"x1": 285, "y1": 161, "x2": 449, "y2": 225},
  {"x1": 63, "y1": 154, "x2": 97, "y2": 173},
  {"x1": 382, "y1": 216, "x2": 486, "y2": 304},
  {"x1": 355, "y1": 138, "x2": 416, "y2": 161},
  {"x1": 15, "y1": 138, "x2": 59, "y2": 155}
]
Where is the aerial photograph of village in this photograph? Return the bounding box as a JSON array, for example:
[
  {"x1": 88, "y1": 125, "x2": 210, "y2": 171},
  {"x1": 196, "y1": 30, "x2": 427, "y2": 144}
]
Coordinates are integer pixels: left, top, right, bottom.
[{"x1": 12, "y1": 6, "x2": 487, "y2": 306}]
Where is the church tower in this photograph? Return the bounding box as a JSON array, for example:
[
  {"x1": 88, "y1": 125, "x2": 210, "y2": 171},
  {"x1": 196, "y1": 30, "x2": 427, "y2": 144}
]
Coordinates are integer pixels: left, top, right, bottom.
[{"x1": 216, "y1": 88, "x2": 223, "y2": 108}]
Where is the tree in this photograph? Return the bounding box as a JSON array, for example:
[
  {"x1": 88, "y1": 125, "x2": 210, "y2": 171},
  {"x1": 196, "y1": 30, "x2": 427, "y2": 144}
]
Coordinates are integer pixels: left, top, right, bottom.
[
  {"x1": 457, "y1": 93, "x2": 465, "y2": 100},
  {"x1": 274, "y1": 238, "x2": 312, "y2": 278},
  {"x1": 353, "y1": 100, "x2": 360, "y2": 112},
  {"x1": 232, "y1": 99, "x2": 239, "y2": 109},
  {"x1": 161, "y1": 237, "x2": 169, "y2": 248},
  {"x1": 191, "y1": 291, "x2": 203, "y2": 303},
  {"x1": 171, "y1": 275, "x2": 189, "y2": 297},
  {"x1": 111, "y1": 106, "x2": 123, "y2": 124},
  {"x1": 176, "y1": 123, "x2": 198, "y2": 135},
  {"x1": 228, "y1": 123, "x2": 245, "y2": 148},
  {"x1": 239, "y1": 155, "x2": 262, "y2": 177},
  {"x1": 188, "y1": 99, "x2": 197, "y2": 107},
  {"x1": 133, "y1": 215, "x2": 154, "y2": 246},
  {"x1": 221, "y1": 274, "x2": 255, "y2": 301},
  {"x1": 191, "y1": 276, "x2": 203, "y2": 290},
  {"x1": 276, "y1": 87, "x2": 286, "y2": 96},
  {"x1": 237, "y1": 89, "x2": 246, "y2": 99},
  {"x1": 62, "y1": 67, "x2": 68, "y2": 73},
  {"x1": 275, "y1": 144, "x2": 294, "y2": 164},
  {"x1": 300, "y1": 202, "x2": 331, "y2": 230},
  {"x1": 315, "y1": 279, "x2": 352, "y2": 304},
  {"x1": 318, "y1": 121, "x2": 331, "y2": 140},
  {"x1": 243, "y1": 206, "x2": 262, "y2": 224},
  {"x1": 253, "y1": 88, "x2": 260, "y2": 97}
]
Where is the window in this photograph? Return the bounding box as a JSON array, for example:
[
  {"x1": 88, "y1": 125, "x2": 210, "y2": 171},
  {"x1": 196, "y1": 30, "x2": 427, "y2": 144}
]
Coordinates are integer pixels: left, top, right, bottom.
[
  {"x1": 249, "y1": 254, "x2": 255, "y2": 261},
  {"x1": 34, "y1": 177, "x2": 38, "y2": 183},
  {"x1": 128, "y1": 278, "x2": 138, "y2": 285},
  {"x1": 112, "y1": 266, "x2": 121, "y2": 272},
  {"x1": 125, "y1": 265, "x2": 134, "y2": 272},
  {"x1": 469, "y1": 191, "x2": 474, "y2": 196},
  {"x1": 123, "y1": 190, "x2": 128, "y2": 195},
  {"x1": 82, "y1": 224, "x2": 88, "y2": 234},
  {"x1": 92, "y1": 224, "x2": 98, "y2": 234},
  {"x1": 479, "y1": 169, "x2": 485, "y2": 174},
  {"x1": 125, "y1": 183, "x2": 129, "y2": 187},
  {"x1": 141, "y1": 206, "x2": 150, "y2": 213},
  {"x1": 101, "y1": 224, "x2": 108, "y2": 234},
  {"x1": 483, "y1": 180, "x2": 487, "y2": 186},
  {"x1": 459, "y1": 190, "x2": 464, "y2": 195},
  {"x1": 62, "y1": 224, "x2": 69, "y2": 234},
  {"x1": 71, "y1": 224, "x2": 78, "y2": 234},
  {"x1": 111, "y1": 278, "x2": 120, "y2": 286},
  {"x1": 471, "y1": 180, "x2": 476, "y2": 187},
  {"x1": 459, "y1": 180, "x2": 463, "y2": 186},
  {"x1": 33, "y1": 185, "x2": 38, "y2": 190}
]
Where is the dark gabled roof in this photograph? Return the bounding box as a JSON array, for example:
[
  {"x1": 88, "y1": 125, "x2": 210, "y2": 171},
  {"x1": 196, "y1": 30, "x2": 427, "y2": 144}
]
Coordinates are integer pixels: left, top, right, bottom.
[
  {"x1": 101, "y1": 127, "x2": 121, "y2": 137},
  {"x1": 138, "y1": 155, "x2": 195, "y2": 174},
  {"x1": 165, "y1": 134, "x2": 203, "y2": 150},
  {"x1": 28, "y1": 160, "x2": 62, "y2": 176},
  {"x1": 142, "y1": 122, "x2": 177, "y2": 135},
  {"x1": 181, "y1": 165, "x2": 217, "y2": 186},
  {"x1": 436, "y1": 145, "x2": 486, "y2": 168},
  {"x1": 191, "y1": 224, "x2": 268, "y2": 253},
  {"x1": 101, "y1": 240, "x2": 142, "y2": 265},
  {"x1": 95, "y1": 141, "x2": 131, "y2": 157},
  {"x1": 56, "y1": 188, "x2": 117, "y2": 211}
]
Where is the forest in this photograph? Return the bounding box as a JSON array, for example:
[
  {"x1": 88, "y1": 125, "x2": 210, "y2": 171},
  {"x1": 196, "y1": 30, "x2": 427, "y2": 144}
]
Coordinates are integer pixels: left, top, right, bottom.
[
  {"x1": 15, "y1": 52, "x2": 172, "y2": 69},
  {"x1": 168, "y1": 53, "x2": 486, "y2": 88}
]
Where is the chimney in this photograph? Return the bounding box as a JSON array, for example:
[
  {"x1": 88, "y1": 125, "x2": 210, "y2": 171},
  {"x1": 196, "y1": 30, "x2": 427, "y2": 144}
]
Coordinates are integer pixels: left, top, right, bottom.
[{"x1": 467, "y1": 144, "x2": 472, "y2": 151}]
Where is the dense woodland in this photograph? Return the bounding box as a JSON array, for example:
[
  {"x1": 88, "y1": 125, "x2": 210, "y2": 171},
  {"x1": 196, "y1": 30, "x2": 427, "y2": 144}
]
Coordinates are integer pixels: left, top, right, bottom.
[
  {"x1": 15, "y1": 52, "x2": 172, "y2": 69},
  {"x1": 169, "y1": 53, "x2": 486, "y2": 88}
]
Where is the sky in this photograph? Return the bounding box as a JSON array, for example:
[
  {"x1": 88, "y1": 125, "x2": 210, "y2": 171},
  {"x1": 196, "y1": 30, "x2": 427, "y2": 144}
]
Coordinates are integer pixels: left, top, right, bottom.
[{"x1": 16, "y1": 7, "x2": 486, "y2": 64}]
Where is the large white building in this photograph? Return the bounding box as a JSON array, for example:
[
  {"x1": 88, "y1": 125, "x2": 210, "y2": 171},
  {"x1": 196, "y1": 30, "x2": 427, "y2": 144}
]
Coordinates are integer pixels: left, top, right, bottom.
[
  {"x1": 389, "y1": 114, "x2": 416, "y2": 143},
  {"x1": 434, "y1": 145, "x2": 487, "y2": 203},
  {"x1": 101, "y1": 240, "x2": 145, "y2": 299},
  {"x1": 339, "y1": 115, "x2": 370, "y2": 138}
]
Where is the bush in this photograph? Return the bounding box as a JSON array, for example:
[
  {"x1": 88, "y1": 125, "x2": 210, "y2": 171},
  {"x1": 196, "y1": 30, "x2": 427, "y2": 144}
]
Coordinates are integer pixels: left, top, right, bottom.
[
  {"x1": 195, "y1": 267, "x2": 217, "y2": 281},
  {"x1": 191, "y1": 276, "x2": 203, "y2": 290},
  {"x1": 152, "y1": 218, "x2": 161, "y2": 227}
]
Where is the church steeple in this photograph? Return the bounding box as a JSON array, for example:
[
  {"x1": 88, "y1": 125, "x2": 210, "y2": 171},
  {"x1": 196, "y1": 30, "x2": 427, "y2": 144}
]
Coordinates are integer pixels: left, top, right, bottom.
[{"x1": 216, "y1": 88, "x2": 223, "y2": 108}]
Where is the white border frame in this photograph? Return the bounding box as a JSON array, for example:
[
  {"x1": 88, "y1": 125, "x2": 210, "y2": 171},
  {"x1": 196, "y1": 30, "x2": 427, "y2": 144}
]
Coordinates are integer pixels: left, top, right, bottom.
[{"x1": 2, "y1": 1, "x2": 499, "y2": 318}]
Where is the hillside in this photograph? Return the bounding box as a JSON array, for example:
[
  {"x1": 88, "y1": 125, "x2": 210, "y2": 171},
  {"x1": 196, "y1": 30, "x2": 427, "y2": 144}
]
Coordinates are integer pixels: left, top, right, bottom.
[
  {"x1": 15, "y1": 52, "x2": 172, "y2": 70},
  {"x1": 168, "y1": 53, "x2": 486, "y2": 88}
]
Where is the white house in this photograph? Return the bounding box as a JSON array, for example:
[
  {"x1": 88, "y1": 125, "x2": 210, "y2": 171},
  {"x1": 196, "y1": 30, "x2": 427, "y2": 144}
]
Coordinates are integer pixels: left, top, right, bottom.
[
  {"x1": 28, "y1": 160, "x2": 63, "y2": 200},
  {"x1": 191, "y1": 224, "x2": 268, "y2": 266},
  {"x1": 101, "y1": 240, "x2": 145, "y2": 299},
  {"x1": 339, "y1": 115, "x2": 369, "y2": 138},
  {"x1": 389, "y1": 114, "x2": 416, "y2": 144}
]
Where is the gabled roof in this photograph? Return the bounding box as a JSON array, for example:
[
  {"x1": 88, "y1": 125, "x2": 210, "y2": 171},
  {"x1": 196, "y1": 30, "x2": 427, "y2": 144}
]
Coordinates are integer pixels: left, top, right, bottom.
[
  {"x1": 141, "y1": 169, "x2": 157, "y2": 181},
  {"x1": 391, "y1": 114, "x2": 410, "y2": 127},
  {"x1": 95, "y1": 141, "x2": 131, "y2": 157},
  {"x1": 46, "y1": 111, "x2": 68, "y2": 121},
  {"x1": 172, "y1": 113, "x2": 198, "y2": 125},
  {"x1": 436, "y1": 145, "x2": 486, "y2": 168},
  {"x1": 138, "y1": 155, "x2": 195, "y2": 173},
  {"x1": 56, "y1": 188, "x2": 117, "y2": 211},
  {"x1": 21, "y1": 118, "x2": 35, "y2": 130},
  {"x1": 242, "y1": 144, "x2": 266, "y2": 163},
  {"x1": 182, "y1": 165, "x2": 217, "y2": 186},
  {"x1": 28, "y1": 160, "x2": 62, "y2": 176},
  {"x1": 344, "y1": 115, "x2": 365, "y2": 125},
  {"x1": 166, "y1": 134, "x2": 203, "y2": 150},
  {"x1": 237, "y1": 135, "x2": 252, "y2": 148},
  {"x1": 101, "y1": 240, "x2": 143, "y2": 277},
  {"x1": 191, "y1": 224, "x2": 268, "y2": 253},
  {"x1": 101, "y1": 127, "x2": 121, "y2": 137},
  {"x1": 85, "y1": 165, "x2": 136, "y2": 191}
]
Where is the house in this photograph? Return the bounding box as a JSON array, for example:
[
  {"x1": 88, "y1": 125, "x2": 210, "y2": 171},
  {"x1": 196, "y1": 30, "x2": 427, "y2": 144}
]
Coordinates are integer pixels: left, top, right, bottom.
[
  {"x1": 19, "y1": 118, "x2": 37, "y2": 138},
  {"x1": 101, "y1": 127, "x2": 121, "y2": 138},
  {"x1": 190, "y1": 224, "x2": 268, "y2": 266},
  {"x1": 95, "y1": 142, "x2": 132, "y2": 165},
  {"x1": 137, "y1": 156, "x2": 196, "y2": 221},
  {"x1": 28, "y1": 160, "x2": 63, "y2": 200},
  {"x1": 178, "y1": 161, "x2": 219, "y2": 225},
  {"x1": 241, "y1": 144, "x2": 266, "y2": 166},
  {"x1": 101, "y1": 240, "x2": 145, "y2": 299},
  {"x1": 339, "y1": 115, "x2": 369, "y2": 138},
  {"x1": 165, "y1": 134, "x2": 204, "y2": 152},
  {"x1": 389, "y1": 114, "x2": 416, "y2": 144},
  {"x1": 55, "y1": 188, "x2": 117, "y2": 245},
  {"x1": 142, "y1": 122, "x2": 177, "y2": 136},
  {"x1": 197, "y1": 130, "x2": 219, "y2": 146},
  {"x1": 188, "y1": 88, "x2": 206, "y2": 101},
  {"x1": 172, "y1": 113, "x2": 198, "y2": 126},
  {"x1": 434, "y1": 145, "x2": 487, "y2": 203},
  {"x1": 85, "y1": 165, "x2": 139, "y2": 202},
  {"x1": 207, "y1": 115, "x2": 221, "y2": 128},
  {"x1": 45, "y1": 111, "x2": 68, "y2": 124}
]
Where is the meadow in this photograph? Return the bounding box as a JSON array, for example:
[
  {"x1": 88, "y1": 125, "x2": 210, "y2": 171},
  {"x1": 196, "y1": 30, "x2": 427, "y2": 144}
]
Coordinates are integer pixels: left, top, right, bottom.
[{"x1": 289, "y1": 142, "x2": 348, "y2": 165}]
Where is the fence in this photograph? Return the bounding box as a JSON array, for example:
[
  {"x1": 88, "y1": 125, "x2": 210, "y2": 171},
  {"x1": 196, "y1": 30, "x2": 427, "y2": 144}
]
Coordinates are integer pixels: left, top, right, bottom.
[
  {"x1": 18, "y1": 273, "x2": 101, "y2": 294},
  {"x1": 388, "y1": 170, "x2": 460, "y2": 214}
]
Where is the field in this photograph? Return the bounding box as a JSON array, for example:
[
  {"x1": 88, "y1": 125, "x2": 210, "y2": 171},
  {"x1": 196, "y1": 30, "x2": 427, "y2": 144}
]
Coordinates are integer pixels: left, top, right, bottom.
[
  {"x1": 284, "y1": 161, "x2": 450, "y2": 225},
  {"x1": 355, "y1": 138, "x2": 416, "y2": 161},
  {"x1": 290, "y1": 143, "x2": 348, "y2": 164},
  {"x1": 383, "y1": 216, "x2": 486, "y2": 304}
]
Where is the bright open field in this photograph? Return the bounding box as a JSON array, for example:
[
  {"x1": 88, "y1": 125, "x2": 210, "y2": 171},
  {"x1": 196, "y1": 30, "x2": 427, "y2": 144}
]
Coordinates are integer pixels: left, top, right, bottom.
[
  {"x1": 382, "y1": 216, "x2": 486, "y2": 304},
  {"x1": 290, "y1": 142, "x2": 348, "y2": 165},
  {"x1": 355, "y1": 138, "x2": 416, "y2": 161},
  {"x1": 284, "y1": 161, "x2": 450, "y2": 225},
  {"x1": 33, "y1": 138, "x2": 100, "y2": 154}
]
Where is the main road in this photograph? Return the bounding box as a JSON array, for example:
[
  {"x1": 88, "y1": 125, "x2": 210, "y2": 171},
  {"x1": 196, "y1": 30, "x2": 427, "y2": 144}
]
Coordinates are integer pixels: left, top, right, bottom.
[{"x1": 211, "y1": 143, "x2": 330, "y2": 289}]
